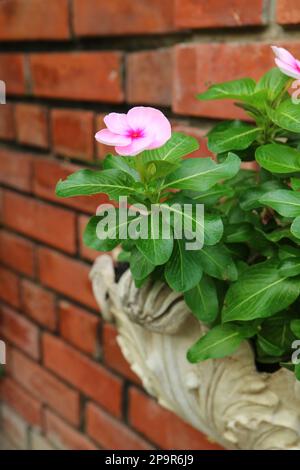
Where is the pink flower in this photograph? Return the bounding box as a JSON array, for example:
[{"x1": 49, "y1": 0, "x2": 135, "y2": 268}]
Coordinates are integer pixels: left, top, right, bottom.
[
  {"x1": 95, "y1": 106, "x2": 171, "y2": 156},
  {"x1": 272, "y1": 46, "x2": 300, "y2": 79}
]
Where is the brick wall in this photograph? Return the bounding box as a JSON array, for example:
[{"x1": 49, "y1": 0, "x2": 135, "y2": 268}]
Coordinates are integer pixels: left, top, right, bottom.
[{"x1": 0, "y1": 0, "x2": 295, "y2": 450}]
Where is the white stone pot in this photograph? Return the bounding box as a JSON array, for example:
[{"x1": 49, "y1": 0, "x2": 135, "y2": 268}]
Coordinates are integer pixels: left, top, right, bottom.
[{"x1": 90, "y1": 255, "x2": 300, "y2": 450}]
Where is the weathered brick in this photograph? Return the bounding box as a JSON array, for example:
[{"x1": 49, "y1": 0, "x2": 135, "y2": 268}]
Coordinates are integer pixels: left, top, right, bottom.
[
  {"x1": 0, "y1": 0, "x2": 70, "y2": 40},
  {"x1": 11, "y1": 349, "x2": 80, "y2": 426},
  {"x1": 38, "y1": 247, "x2": 98, "y2": 309},
  {"x1": 86, "y1": 402, "x2": 153, "y2": 450},
  {"x1": 0, "y1": 266, "x2": 20, "y2": 308},
  {"x1": 1, "y1": 404, "x2": 28, "y2": 449},
  {"x1": 277, "y1": 0, "x2": 300, "y2": 25},
  {"x1": 44, "y1": 409, "x2": 96, "y2": 450},
  {"x1": 0, "y1": 377, "x2": 41, "y2": 426},
  {"x1": 0, "y1": 230, "x2": 35, "y2": 277},
  {"x1": 126, "y1": 49, "x2": 173, "y2": 106},
  {"x1": 175, "y1": 0, "x2": 266, "y2": 29},
  {"x1": 95, "y1": 114, "x2": 113, "y2": 161},
  {"x1": 173, "y1": 42, "x2": 299, "y2": 119},
  {"x1": 33, "y1": 157, "x2": 106, "y2": 214},
  {"x1": 0, "y1": 103, "x2": 15, "y2": 140},
  {"x1": 73, "y1": 0, "x2": 174, "y2": 36},
  {"x1": 0, "y1": 147, "x2": 32, "y2": 191},
  {"x1": 78, "y1": 215, "x2": 104, "y2": 261},
  {"x1": 0, "y1": 305, "x2": 39, "y2": 359},
  {"x1": 59, "y1": 300, "x2": 100, "y2": 355},
  {"x1": 2, "y1": 191, "x2": 76, "y2": 254},
  {"x1": 0, "y1": 54, "x2": 25, "y2": 95},
  {"x1": 129, "y1": 387, "x2": 223, "y2": 450},
  {"x1": 30, "y1": 52, "x2": 123, "y2": 102},
  {"x1": 21, "y1": 279, "x2": 56, "y2": 330},
  {"x1": 103, "y1": 323, "x2": 140, "y2": 384},
  {"x1": 51, "y1": 108, "x2": 94, "y2": 160},
  {"x1": 15, "y1": 103, "x2": 48, "y2": 148},
  {"x1": 43, "y1": 333, "x2": 122, "y2": 417}
]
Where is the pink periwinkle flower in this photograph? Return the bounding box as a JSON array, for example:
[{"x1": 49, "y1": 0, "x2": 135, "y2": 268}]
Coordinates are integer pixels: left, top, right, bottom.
[
  {"x1": 95, "y1": 106, "x2": 171, "y2": 156},
  {"x1": 272, "y1": 46, "x2": 300, "y2": 79}
]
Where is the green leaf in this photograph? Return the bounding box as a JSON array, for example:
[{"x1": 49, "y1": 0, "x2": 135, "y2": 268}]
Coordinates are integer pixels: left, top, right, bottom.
[
  {"x1": 145, "y1": 160, "x2": 180, "y2": 180},
  {"x1": 197, "y1": 78, "x2": 256, "y2": 101},
  {"x1": 198, "y1": 245, "x2": 238, "y2": 281},
  {"x1": 187, "y1": 324, "x2": 249, "y2": 363},
  {"x1": 257, "y1": 335, "x2": 285, "y2": 357},
  {"x1": 291, "y1": 177, "x2": 300, "y2": 190},
  {"x1": 255, "y1": 68, "x2": 291, "y2": 101},
  {"x1": 291, "y1": 216, "x2": 300, "y2": 239},
  {"x1": 164, "y1": 239, "x2": 203, "y2": 292},
  {"x1": 222, "y1": 261, "x2": 300, "y2": 322},
  {"x1": 163, "y1": 153, "x2": 240, "y2": 191},
  {"x1": 239, "y1": 180, "x2": 284, "y2": 211},
  {"x1": 160, "y1": 202, "x2": 223, "y2": 246},
  {"x1": 135, "y1": 215, "x2": 173, "y2": 266},
  {"x1": 207, "y1": 121, "x2": 260, "y2": 154},
  {"x1": 190, "y1": 184, "x2": 234, "y2": 205},
  {"x1": 279, "y1": 258, "x2": 300, "y2": 277},
  {"x1": 224, "y1": 223, "x2": 254, "y2": 243},
  {"x1": 130, "y1": 247, "x2": 155, "y2": 280},
  {"x1": 83, "y1": 215, "x2": 119, "y2": 251},
  {"x1": 184, "y1": 275, "x2": 218, "y2": 323},
  {"x1": 295, "y1": 363, "x2": 300, "y2": 381},
  {"x1": 290, "y1": 319, "x2": 300, "y2": 338},
  {"x1": 56, "y1": 169, "x2": 137, "y2": 200},
  {"x1": 102, "y1": 154, "x2": 139, "y2": 179},
  {"x1": 140, "y1": 132, "x2": 199, "y2": 164},
  {"x1": 271, "y1": 99, "x2": 300, "y2": 133},
  {"x1": 256, "y1": 143, "x2": 300, "y2": 174},
  {"x1": 259, "y1": 190, "x2": 300, "y2": 217}
]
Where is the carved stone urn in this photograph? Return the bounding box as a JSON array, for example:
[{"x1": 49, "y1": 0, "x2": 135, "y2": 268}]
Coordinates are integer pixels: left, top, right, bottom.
[{"x1": 90, "y1": 255, "x2": 300, "y2": 450}]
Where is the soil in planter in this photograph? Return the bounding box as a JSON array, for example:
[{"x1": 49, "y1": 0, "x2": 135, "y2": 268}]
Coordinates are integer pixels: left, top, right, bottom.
[{"x1": 255, "y1": 361, "x2": 281, "y2": 374}]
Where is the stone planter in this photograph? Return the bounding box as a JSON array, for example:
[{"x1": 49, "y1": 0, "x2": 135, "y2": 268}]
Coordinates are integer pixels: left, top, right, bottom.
[{"x1": 90, "y1": 255, "x2": 300, "y2": 450}]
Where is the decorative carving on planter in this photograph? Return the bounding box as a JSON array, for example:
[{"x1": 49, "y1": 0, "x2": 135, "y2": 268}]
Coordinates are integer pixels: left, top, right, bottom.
[{"x1": 90, "y1": 255, "x2": 300, "y2": 450}]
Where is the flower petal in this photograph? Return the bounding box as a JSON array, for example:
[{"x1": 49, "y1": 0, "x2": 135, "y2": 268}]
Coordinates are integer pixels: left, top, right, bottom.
[
  {"x1": 127, "y1": 106, "x2": 171, "y2": 149},
  {"x1": 115, "y1": 135, "x2": 153, "y2": 156},
  {"x1": 104, "y1": 112, "x2": 129, "y2": 135},
  {"x1": 275, "y1": 58, "x2": 300, "y2": 79},
  {"x1": 272, "y1": 46, "x2": 297, "y2": 67},
  {"x1": 95, "y1": 129, "x2": 131, "y2": 146}
]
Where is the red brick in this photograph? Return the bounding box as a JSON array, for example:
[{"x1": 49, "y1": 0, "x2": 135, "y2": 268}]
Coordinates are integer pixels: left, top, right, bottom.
[
  {"x1": 74, "y1": 0, "x2": 174, "y2": 36},
  {"x1": 38, "y1": 247, "x2": 98, "y2": 310},
  {"x1": 172, "y1": 123, "x2": 213, "y2": 159},
  {"x1": 0, "y1": 0, "x2": 70, "y2": 41},
  {"x1": 277, "y1": 0, "x2": 300, "y2": 25},
  {"x1": 11, "y1": 349, "x2": 80, "y2": 426},
  {"x1": 0, "y1": 377, "x2": 41, "y2": 426},
  {"x1": 30, "y1": 52, "x2": 123, "y2": 102},
  {"x1": 175, "y1": 0, "x2": 266, "y2": 29},
  {"x1": 3, "y1": 191, "x2": 76, "y2": 254},
  {"x1": 1, "y1": 404, "x2": 28, "y2": 448},
  {"x1": 15, "y1": 103, "x2": 48, "y2": 148},
  {"x1": 0, "y1": 147, "x2": 32, "y2": 191},
  {"x1": 44, "y1": 409, "x2": 96, "y2": 450},
  {"x1": 0, "y1": 230, "x2": 35, "y2": 277},
  {"x1": 86, "y1": 403, "x2": 152, "y2": 450},
  {"x1": 173, "y1": 42, "x2": 300, "y2": 119},
  {"x1": 103, "y1": 323, "x2": 140, "y2": 384},
  {"x1": 59, "y1": 300, "x2": 100, "y2": 355},
  {"x1": 21, "y1": 279, "x2": 56, "y2": 330},
  {"x1": 51, "y1": 108, "x2": 94, "y2": 160},
  {"x1": 0, "y1": 266, "x2": 20, "y2": 308},
  {"x1": 33, "y1": 157, "x2": 106, "y2": 214},
  {"x1": 129, "y1": 387, "x2": 223, "y2": 450},
  {"x1": 0, "y1": 54, "x2": 25, "y2": 95},
  {"x1": 43, "y1": 333, "x2": 122, "y2": 417},
  {"x1": 0, "y1": 305, "x2": 39, "y2": 359},
  {"x1": 126, "y1": 49, "x2": 173, "y2": 106},
  {"x1": 0, "y1": 103, "x2": 15, "y2": 140}
]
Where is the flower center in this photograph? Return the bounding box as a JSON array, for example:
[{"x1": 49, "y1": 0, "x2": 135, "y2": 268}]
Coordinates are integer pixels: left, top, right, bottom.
[{"x1": 127, "y1": 128, "x2": 144, "y2": 139}]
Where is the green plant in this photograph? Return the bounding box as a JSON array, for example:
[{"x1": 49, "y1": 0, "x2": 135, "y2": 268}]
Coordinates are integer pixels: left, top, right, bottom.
[{"x1": 56, "y1": 65, "x2": 300, "y2": 381}]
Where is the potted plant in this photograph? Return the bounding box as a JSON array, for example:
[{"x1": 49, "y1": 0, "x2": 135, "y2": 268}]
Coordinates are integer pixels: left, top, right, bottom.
[{"x1": 56, "y1": 46, "x2": 300, "y2": 450}]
